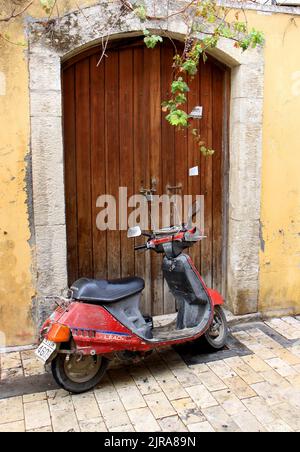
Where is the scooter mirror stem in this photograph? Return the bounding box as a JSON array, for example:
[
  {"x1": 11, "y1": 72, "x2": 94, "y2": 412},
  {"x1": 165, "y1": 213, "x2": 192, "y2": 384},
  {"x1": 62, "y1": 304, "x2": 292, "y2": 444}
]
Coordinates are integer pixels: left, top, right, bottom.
[{"x1": 187, "y1": 200, "x2": 202, "y2": 229}]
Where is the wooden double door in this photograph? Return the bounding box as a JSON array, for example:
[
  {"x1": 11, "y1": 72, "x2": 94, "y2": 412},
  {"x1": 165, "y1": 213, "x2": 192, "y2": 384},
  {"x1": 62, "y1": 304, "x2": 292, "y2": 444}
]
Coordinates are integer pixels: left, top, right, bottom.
[{"x1": 63, "y1": 38, "x2": 228, "y2": 316}]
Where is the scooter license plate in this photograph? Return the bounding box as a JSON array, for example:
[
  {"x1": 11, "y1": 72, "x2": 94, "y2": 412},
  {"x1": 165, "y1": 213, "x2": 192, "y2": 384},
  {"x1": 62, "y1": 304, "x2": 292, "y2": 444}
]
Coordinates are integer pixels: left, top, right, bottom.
[{"x1": 35, "y1": 339, "x2": 57, "y2": 363}]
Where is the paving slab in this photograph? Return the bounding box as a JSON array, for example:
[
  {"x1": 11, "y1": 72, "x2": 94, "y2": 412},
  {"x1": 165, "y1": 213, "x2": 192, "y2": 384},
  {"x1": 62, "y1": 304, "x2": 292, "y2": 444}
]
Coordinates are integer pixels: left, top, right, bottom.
[{"x1": 0, "y1": 319, "x2": 299, "y2": 432}]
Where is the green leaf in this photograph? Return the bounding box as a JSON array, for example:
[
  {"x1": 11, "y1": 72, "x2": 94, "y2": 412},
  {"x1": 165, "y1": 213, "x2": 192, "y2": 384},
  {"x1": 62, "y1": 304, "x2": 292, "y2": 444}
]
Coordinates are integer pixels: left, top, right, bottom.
[
  {"x1": 220, "y1": 26, "x2": 233, "y2": 39},
  {"x1": 166, "y1": 110, "x2": 189, "y2": 127},
  {"x1": 239, "y1": 29, "x2": 264, "y2": 52},
  {"x1": 171, "y1": 78, "x2": 190, "y2": 94},
  {"x1": 203, "y1": 36, "x2": 218, "y2": 48},
  {"x1": 240, "y1": 37, "x2": 251, "y2": 51},
  {"x1": 174, "y1": 93, "x2": 187, "y2": 105},
  {"x1": 249, "y1": 29, "x2": 265, "y2": 47},
  {"x1": 40, "y1": 0, "x2": 55, "y2": 13},
  {"x1": 194, "y1": 44, "x2": 203, "y2": 56},
  {"x1": 144, "y1": 34, "x2": 163, "y2": 49},
  {"x1": 181, "y1": 60, "x2": 198, "y2": 76},
  {"x1": 134, "y1": 5, "x2": 147, "y2": 21},
  {"x1": 200, "y1": 146, "x2": 215, "y2": 156},
  {"x1": 234, "y1": 22, "x2": 247, "y2": 33}
]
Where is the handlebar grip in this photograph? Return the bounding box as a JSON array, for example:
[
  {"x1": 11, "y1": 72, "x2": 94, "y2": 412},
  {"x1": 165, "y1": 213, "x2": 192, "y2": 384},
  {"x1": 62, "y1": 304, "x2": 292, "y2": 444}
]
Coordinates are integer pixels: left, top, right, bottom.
[{"x1": 134, "y1": 244, "x2": 147, "y2": 251}]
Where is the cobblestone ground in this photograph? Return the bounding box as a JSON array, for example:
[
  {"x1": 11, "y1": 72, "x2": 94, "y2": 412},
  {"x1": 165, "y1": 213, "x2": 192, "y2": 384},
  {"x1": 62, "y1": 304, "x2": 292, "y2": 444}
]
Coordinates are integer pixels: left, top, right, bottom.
[{"x1": 0, "y1": 317, "x2": 300, "y2": 432}]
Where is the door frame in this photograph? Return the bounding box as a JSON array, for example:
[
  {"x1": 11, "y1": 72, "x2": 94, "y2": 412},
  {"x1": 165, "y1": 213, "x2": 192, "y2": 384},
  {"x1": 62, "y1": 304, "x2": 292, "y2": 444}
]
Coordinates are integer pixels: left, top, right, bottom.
[
  {"x1": 27, "y1": 3, "x2": 264, "y2": 326},
  {"x1": 62, "y1": 40, "x2": 230, "y2": 315}
]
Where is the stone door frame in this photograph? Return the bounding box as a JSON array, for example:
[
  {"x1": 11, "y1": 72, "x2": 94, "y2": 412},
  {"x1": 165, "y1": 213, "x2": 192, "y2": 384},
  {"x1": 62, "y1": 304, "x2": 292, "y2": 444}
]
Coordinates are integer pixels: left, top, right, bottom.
[{"x1": 27, "y1": 3, "x2": 264, "y2": 322}]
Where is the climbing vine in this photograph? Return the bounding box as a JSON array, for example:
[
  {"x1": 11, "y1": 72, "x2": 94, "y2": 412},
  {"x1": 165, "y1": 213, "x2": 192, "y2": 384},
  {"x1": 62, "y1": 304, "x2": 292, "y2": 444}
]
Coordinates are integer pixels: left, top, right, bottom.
[
  {"x1": 122, "y1": 0, "x2": 264, "y2": 155},
  {"x1": 0, "y1": 0, "x2": 265, "y2": 155},
  {"x1": 122, "y1": 1, "x2": 264, "y2": 155}
]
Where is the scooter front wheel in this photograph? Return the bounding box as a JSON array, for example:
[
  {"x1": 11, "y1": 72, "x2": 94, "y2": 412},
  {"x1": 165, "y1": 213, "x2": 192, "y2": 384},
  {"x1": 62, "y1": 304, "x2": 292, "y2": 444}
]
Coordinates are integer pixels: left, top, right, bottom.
[
  {"x1": 203, "y1": 306, "x2": 228, "y2": 351},
  {"x1": 51, "y1": 353, "x2": 109, "y2": 394}
]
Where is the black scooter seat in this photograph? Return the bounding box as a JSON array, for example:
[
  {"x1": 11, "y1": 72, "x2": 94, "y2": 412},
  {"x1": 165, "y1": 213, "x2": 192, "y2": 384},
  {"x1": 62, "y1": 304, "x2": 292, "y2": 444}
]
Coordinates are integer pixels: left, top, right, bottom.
[{"x1": 71, "y1": 277, "x2": 145, "y2": 304}]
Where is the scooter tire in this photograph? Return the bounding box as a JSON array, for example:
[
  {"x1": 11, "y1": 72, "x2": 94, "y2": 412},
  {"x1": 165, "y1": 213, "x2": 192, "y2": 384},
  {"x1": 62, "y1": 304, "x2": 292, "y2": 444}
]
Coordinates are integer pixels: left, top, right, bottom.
[
  {"x1": 202, "y1": 306, "x2": 228, "y2": 351},
  {"x1": 51, "y1": 353, "x2": 109, "y2": 394}
]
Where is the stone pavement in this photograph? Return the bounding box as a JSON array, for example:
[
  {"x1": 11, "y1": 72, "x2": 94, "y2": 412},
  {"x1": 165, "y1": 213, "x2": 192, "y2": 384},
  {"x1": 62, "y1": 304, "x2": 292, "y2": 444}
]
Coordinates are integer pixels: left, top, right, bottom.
[{"x1": 0, "y1": 316, "x2": 300, "y2": 432}]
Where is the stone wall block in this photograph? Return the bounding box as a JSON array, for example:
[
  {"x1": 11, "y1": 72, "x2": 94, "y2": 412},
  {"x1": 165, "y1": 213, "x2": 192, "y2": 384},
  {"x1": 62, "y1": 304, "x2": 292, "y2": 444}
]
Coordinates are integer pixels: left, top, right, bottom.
[
  {"x1": 30, "y1": 91, "x2": 62, "y2": 117},
  {"x1": 35, "y1": 224, "x2": 68, "y2": 296},
  {"x1": 29, "y1": 53, "x2": 61, "y2": 91},
  {"x1": 229, "y1": 122, "x2": 263, "y2": 221},
  {"x1": 31, "y1": 116, "x2": 65, "y2": 227},
  {"x1": 227, "y1": 219, "x2": 261, "y2": 314},
  {"x1": 231, "y1": 64, "x2": 264, "y2": 99}
]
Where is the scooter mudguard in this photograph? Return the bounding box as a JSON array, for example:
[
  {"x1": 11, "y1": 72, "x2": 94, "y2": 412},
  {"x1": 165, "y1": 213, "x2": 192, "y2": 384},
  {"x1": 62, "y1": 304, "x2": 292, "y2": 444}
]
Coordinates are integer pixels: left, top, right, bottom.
[{"x1": 207, "y1": 289, "x2": 224, "y2": 306}]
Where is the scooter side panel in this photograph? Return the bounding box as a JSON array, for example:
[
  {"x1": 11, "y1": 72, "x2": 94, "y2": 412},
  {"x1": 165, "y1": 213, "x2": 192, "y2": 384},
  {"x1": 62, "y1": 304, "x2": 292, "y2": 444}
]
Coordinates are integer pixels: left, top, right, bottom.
[{"x1": 52, "y1": 302, "x2": 148, "y2": 354}]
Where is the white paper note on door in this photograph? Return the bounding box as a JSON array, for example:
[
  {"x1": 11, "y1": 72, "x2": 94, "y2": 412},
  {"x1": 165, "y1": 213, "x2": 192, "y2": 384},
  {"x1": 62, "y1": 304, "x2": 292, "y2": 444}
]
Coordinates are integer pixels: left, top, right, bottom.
[{"x1": 189, "y1": 166, "x2": 199, "y2": 177}]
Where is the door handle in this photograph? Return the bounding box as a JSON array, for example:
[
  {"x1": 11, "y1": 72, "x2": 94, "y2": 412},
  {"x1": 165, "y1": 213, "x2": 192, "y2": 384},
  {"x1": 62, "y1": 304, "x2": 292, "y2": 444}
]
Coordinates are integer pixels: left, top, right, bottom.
[
  {"x1": 166, "y1": 183, "x2": 183, "y2": 192},
  {"x1": 140, "y1": 178, "x2": 157, "y2": 200}
]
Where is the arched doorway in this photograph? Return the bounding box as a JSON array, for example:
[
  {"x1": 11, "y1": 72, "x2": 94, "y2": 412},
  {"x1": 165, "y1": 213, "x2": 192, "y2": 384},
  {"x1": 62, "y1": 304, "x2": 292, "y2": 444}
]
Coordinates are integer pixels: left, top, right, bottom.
[{"x1": 62, "y1": 38, "x2": 229, "y2": 316}]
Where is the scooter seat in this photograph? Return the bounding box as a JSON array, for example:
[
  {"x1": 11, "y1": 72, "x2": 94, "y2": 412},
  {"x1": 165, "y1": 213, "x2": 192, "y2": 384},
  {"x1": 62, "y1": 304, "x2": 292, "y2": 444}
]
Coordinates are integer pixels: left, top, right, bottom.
[{"x1": 70, "y1": 277, "x2": 145, "y2": 304}]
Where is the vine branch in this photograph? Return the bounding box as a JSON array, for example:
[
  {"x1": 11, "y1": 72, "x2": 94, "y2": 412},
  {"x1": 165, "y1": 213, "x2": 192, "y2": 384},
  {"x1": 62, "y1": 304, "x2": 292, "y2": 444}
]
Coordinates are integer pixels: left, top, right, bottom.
[
  {"x1": 0, "y1": 1, "x2": 33, "y2": 23},
  {"x1": 118, "y1": 0, "x2": 264, "y2": 155}
]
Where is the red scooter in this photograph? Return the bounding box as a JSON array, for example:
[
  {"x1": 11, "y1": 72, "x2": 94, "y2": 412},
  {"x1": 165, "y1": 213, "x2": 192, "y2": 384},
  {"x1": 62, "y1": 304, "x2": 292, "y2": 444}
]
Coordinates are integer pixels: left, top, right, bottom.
[{"x1": 36, "y1": 205, "x2": 228, "y2": 394}]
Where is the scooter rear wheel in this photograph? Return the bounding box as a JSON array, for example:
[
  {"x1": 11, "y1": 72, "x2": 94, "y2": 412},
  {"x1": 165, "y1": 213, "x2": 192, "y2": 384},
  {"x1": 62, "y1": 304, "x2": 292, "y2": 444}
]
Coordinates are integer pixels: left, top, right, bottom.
[
  {"x1": 203, "y1": 306, "x2": 228, "y2": 351},
  {"x1": 51, "y1": 353, "x2": 109, "y2": 394}
]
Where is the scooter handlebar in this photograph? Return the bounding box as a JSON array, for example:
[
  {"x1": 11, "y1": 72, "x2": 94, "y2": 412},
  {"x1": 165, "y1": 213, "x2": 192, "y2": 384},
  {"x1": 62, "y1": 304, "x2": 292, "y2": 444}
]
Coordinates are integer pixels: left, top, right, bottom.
[{"x1": 134, "y1": 244, "x2": 148, "y2": 251}]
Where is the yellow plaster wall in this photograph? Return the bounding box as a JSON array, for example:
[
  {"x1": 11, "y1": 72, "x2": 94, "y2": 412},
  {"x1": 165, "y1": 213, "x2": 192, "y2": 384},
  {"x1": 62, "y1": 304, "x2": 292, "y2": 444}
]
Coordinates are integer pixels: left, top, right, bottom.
[
  {"x1": 0, "y1": 2, "x2": 300, "y2": 346},
  {"x1": 245, "y1": 11, "x2": 300, "y2": 315},
  {"x1": 0, "y1": 0, "x2": 97, "y2": 346},
  {"x1": 0, "y1": 16, "x2": 35, "y2": 346}
]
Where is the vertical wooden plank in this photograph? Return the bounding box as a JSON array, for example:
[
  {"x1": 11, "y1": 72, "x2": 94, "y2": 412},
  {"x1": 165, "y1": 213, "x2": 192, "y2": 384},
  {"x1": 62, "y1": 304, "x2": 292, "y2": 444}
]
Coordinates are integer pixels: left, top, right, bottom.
[
  {"x1": 187, "y1": 68, "x2": 202, "y2": 274},
  {"x1": 174, "y1": 41, "x2": 188, "y2": 228},
  {"x1": 147, "y1": 45, "x2": 164, "y2": 316},
  {"x1": 143, "y1": 47, "x2": 152, "y2": 316},
  {"x1": 133, "y1": 46, "x2": 149, "y2": 314},
  {"x1": 200, "y1": 59, "x2": 213, "y2": 287},
  {"x1": 212, "y1": 66, "x2": 224, "y2": 292},
  {"x1": 161, "y1": 44, "x2": 176, "y2": 314},
  {"x1": 161, "y1": 44, "x2": 176, "y2": 228},
  {"x1": 63, "y1": 66, "x2": 78, "y2": 285},
  {"x1": 105, "y1": 50, "x2": 121, "y2": 279},
  {"x1": 174, "y1": 108, "x2": 189, "y2": 227},
  {"x1": 221, "y1": 70, "x2": 231, "y2": 297},
  {"x1": 90, "y1": 54, "x2": 107, "y2": 280},
  {"x1": 172, "y1": 42, "x2": 188, "y2": 318},
  {"x1": 75, "y1": 59, "x2": 93, "y2": 278},
  {"x1": 119, "y1": 48, "x2": 135, "y2": 278}
]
